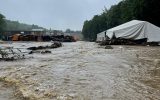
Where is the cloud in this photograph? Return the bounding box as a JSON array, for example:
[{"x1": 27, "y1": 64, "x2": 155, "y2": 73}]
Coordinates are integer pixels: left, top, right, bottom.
[{"x1": 0, "y1": 0, "x2": 121, "y2": 30}]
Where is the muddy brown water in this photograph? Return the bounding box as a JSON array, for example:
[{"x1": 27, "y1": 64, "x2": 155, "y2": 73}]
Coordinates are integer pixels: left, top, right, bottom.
[{"x1": 0, "y1": 42, "x2": 160, "y2": 100}]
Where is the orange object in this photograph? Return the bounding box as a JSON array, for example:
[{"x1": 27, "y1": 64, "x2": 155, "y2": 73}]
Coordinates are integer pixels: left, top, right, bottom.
[{"x1": 12, "y1": 34, "x2": 21, "y2": 41}]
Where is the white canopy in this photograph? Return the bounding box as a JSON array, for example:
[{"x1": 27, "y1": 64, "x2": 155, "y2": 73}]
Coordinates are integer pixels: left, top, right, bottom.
[
  {"x1": 96, "y1": 31, "x2": 106, "y2": 41},
  {"x1": 106, "y1": 20, "x2": 160, "y2": 42}
]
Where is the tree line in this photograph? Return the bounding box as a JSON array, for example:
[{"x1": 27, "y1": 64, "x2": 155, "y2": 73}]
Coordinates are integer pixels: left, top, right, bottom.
[
  {"x1": 0, "y1": 14, "x2": 81, "y2": 33},
  {"x1": 82, "y1": 0, "x2": 160, "y2": 41},
  {"x1": 5, "y1": 20, "x2": 45, "y2": 31},
  {"x1": 0, "y1": 13, "x2": 5, "y2": 31},
  {"x1": 0, "y1": 13, "x2": 45, "y2": 32}
]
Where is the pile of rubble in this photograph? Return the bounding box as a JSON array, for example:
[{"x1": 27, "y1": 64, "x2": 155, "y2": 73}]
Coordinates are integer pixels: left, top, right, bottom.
[
  {"x1": 98, "y1": 38, "x2": 160, "y2": 46},
  {"x1": 10, "y1": 34, "x2": 76, "y2": 42}
]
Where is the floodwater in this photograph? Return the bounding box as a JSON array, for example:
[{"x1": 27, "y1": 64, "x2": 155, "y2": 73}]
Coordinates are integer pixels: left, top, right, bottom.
[{"x1": 0, "y1": 41, "x2": 160, "y2": 100}]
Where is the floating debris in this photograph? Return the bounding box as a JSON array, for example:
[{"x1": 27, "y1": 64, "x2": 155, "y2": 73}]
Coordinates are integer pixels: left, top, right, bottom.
[
  {"x1": 27, "y1": 41, "x2": 62, "y2": 51},
  {"x1": 29, "y1": 50, "x2": 52, "y2": 54},
  {"x1": 0, "y1": 47, "x2": 26, "y2": 61},
  {"x1": 105, "y1": 45, "x2": 113, "y2": 49}
]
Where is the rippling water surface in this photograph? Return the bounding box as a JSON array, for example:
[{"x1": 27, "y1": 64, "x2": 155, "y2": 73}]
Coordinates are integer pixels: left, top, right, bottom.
[{"x1": 0, "y1": 41, "x2": 160, "y2": 100}]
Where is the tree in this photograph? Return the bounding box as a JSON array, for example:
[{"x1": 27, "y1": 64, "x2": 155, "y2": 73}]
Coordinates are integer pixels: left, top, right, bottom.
[
  {"x1": 4, "y1": 20, "x2": 45, "y2": 31},
  {"x1": 82, "y1": 0, "x2": 160, "y2": 41},
  {"x1": 65, "y1": 29, "x2": 72, "y2": 33},
  {"x1": 0, "y1": 13, "x2": 6, "y2": 31}
]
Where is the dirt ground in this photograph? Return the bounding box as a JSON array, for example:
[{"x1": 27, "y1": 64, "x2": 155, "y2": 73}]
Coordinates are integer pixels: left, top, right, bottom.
[{"x1": 0, "y1": 41, "x2": 160, "y2": 100}]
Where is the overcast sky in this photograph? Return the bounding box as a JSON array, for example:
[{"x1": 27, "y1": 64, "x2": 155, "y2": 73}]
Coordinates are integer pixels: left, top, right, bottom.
[{"x1": 0, "y1": 0, "x2": 121, "y2": 31}]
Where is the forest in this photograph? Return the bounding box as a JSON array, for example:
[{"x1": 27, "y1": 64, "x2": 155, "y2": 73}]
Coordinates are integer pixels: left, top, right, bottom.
[
  {"x1": 0, "y1": 14, "x2": 81, "y2": 33},
  {"x1": 82, "y1": 0, "x2": 160, "y2": 41},
  {"x1": 0, "y1": 13, "x2": 44, "y2": 32}
]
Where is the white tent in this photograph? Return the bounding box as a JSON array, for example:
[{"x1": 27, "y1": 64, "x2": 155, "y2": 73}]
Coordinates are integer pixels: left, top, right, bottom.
[
  {"x1": 96, "y1": 31, "x2": 106, "y2": 41},
  {"x1": 97, "y1": 20, "x2": 160, "y2": 42}
]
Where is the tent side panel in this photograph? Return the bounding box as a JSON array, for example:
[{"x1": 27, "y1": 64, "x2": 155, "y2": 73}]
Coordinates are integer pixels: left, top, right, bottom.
[
  {"x1": 146, "y1": 22, "x2": 160, "y2": 42},
  {"x1": 96, "y1": 32, "x2": 106, "y2": 42}
]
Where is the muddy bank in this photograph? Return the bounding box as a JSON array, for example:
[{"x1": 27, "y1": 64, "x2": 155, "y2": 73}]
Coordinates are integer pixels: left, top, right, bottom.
[{"x1": 0, "y1": 42, "x2": 160, "y2": 100}]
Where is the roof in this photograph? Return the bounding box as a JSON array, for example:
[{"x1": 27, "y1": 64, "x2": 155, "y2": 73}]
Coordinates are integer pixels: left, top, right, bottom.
[{"x1": 31, "y1": 29, "x2": 44, "y2": 32}]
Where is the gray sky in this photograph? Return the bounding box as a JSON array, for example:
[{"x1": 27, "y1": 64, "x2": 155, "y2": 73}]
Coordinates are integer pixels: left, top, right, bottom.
[{"x1": 0, "y1": 0, "x2": 121, "y2": 31}]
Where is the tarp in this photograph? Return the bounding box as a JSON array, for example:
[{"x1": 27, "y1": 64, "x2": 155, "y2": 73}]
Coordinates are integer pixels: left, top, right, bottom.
[
  {"x1": 97, "y1": 20, "x2": 160, "y2": 42},
  {"x1": 96, "y1": 31, "x2": 106, "y2": 41}
]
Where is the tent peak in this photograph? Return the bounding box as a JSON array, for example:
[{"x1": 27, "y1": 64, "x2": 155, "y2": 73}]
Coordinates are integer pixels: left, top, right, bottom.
[{"x1": 107, "y1": 20, "x2": 146, "y2": 32}]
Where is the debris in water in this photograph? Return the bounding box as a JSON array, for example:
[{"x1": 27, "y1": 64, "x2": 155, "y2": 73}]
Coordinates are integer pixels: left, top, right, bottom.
[
  {"x1": 105, "y1": 45, "x2": 113, "y2": 49},
  {"x1": 27, "y1": 41, "x2": 62, "y2": 50}
]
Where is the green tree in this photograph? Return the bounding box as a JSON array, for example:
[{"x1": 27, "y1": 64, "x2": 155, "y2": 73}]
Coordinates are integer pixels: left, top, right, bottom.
[
  {"x1": 0, "y1": 13, "x2": 6, "y2": 31},
  {"x1": 82, "y1": 0, "x2": 160, "y2": 41},
  {"x1": 4, "y1": 20, "x2": 45, "y2": 31}
]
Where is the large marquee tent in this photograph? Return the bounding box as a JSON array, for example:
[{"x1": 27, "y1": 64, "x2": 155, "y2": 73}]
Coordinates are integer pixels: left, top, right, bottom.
[{"x1": 97, "y1": 20, "x2": 160, "y2": 42}]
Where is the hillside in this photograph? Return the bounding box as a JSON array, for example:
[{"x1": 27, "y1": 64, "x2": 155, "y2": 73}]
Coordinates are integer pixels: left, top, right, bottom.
[{"x1": 4, "y1": 19, "x2": 45, "y2": 31}]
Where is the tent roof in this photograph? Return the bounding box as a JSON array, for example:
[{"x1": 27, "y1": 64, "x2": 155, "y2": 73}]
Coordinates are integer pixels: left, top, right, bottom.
[
  {"x1": 105, "y1": 20, "x2": 160, "y2": 42},
  {"x1": 107, "y1": 20, "x2": 145, "y2": 32}
]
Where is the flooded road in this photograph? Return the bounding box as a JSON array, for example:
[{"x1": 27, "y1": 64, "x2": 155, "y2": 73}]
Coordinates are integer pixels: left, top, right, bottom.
[{"x1": 0, "y1": 41, "x2": 160, "y2": 100}]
